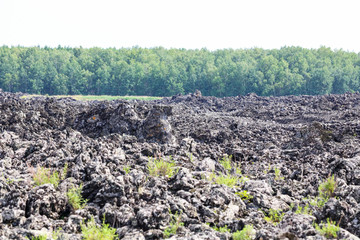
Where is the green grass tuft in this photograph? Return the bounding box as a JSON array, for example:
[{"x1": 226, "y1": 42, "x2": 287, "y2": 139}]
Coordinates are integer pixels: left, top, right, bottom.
[
  {"x1": 163, "y1": 211, "x2": 184, "y2": 238},
  {"x1": 32, "y1": 167, "x2": 60, "y2": 188},
  {"x1": 232, "y1": 225, "x2": 256, "y2": 240},
  {"x1": 219, "y1": 155, "x2": 232, "y2": 171},
  {"x1": 264, "y1": 209, "x2": 284, "y2": 226},
  {"x1": 314, "y1": 218, "x2": 339, "y2": 238},
  {"x1": 212, "y1": 224, "x2": 231, "y2": 233},
  {"x1": 81, "y1": 216, "x2": 118, "y2": 240},
  {"x1": 147, "y1": 157, "x2": 178, "y2": 178},
  {"x1": 235, "y1": 190, "x2": 253, "y2": 201},
  {"x1": 319, "y1": 175, "x2": 336, "y2": 199},
  {"x1": 67, "y1": 184, "x2": 88, "y2": 210}
]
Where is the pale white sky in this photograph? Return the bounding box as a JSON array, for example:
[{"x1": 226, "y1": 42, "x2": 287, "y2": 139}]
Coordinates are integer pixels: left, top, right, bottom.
[{"x1": 0, "y1": 0, "x2": 359, "y2": 52}]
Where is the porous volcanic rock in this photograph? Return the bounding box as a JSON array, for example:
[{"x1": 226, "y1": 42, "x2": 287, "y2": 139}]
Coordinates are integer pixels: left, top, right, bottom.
[{"x1": 1, "y1": 91, "x2": 360, "y2": 239}]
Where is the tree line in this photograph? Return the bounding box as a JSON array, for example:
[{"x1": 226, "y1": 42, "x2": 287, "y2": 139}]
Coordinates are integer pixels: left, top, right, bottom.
[{"x1": 0, "y1": 46, "x2": 359, "y2": 97}]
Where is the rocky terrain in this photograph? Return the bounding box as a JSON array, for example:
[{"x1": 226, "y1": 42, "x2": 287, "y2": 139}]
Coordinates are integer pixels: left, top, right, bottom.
[{"x1": 1, "y1": 89, "x2": 360, "y2": 239}]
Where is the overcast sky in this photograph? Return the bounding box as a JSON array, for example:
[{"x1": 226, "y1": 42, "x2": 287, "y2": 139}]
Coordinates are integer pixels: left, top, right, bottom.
[{"x1": 0, "y1": 0, "x2": 359, "y2": 52}]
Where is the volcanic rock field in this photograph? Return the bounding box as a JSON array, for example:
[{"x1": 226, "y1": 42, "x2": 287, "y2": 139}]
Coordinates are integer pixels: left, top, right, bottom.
[{"x1": 1, "y1": 89, "x2": 360, "y2": 239}]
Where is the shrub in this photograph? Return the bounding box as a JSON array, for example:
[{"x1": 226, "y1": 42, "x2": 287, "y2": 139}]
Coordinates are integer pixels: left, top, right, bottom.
[
  {"x1": 232, "y1": 225, "x2": 256, "y2": 240},
  {"x1": 147, "y1": 157, "x2": 177, "y2": 178},
  {"x1": 81, "y1": 216, "x2": 118, "y2": 240},
  {"x1": 32, "y1": 167, "x2": 60, "y2": 188},
  {"x1": 314, "y1": 218, "x2": 339, "y2": 238},
  {"x1": 318, "y1": 175, "x2": 336, "y2": 199},
  {"x1": 163, "y1": 211, "x2": 184, "y2": 238},
  {"x1": 264, "y1": 209, "x2": 284, "y2": 226},
  {"x1": 67, "y1": 184, "x2": 88, "y2": 210}
]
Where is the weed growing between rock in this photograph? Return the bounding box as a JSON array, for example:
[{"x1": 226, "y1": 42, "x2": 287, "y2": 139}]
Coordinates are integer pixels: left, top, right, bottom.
[
  {"x1": 219, "y1": 155, "x2": 232, "y2": 171},
  {"x1": 66, "y1": 184, "x2": 88, "y2": 210},
  {"x1": 232, "y1": 225, "x2": 256, "y2": 240},
  {"x1": 318, "y1": 175, "x2": 336, "y2": 199},
  {"x1": 274, "y1": 167, "x2": 284, "y2": 181},
  {"x1": 81, "y1": 216, "x2": 118, "y2": 240},
  {"x1": 314, "y1": 218, "x2": 340, "y2": 238},
  {"x1": 307, "y1": 175, "x2": 337, "y2": 208},
  {"x1": 264, "y1": 209, "x2": 285, "y2": 226},
  {"x1": 235, "y1": 190, "x2": 253, "y2": 202},
  {"x1": 27, "y1": 235, "x2": 47, "y2": 240},
  {"x1": 294, "y1": 204, "x2": 312, "y2": 215},
  {"x1": 212, "y1": 224, "x2": 231, "y2": 233},
  {"x1": 147, "y1": 156, "x2": 178, "y2": 178},
  {"x1": 32, "y1": 167, "x2": 60, "y2": 188},
  {"x1": 163, "y1": 211, "x2": 184, "y2": 238},
  {"x1": 123, "y1": 165, "x2": 131, "y2": 174}
]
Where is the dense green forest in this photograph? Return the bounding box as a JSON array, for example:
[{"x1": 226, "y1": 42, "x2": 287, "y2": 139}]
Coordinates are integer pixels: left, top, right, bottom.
[{"x1": 0, "y1": 46, "x2": 359, "y2": 97}]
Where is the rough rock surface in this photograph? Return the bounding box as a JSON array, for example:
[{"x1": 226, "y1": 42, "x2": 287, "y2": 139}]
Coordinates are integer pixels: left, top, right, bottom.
[{"x1": 1, "y1": 90, "x2": 360, "y2": 239}]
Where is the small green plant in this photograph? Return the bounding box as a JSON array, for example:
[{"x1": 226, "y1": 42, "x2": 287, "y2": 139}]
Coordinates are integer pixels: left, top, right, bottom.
[
  {"x1": 33, "y1": 167, "x2": 60, "y2": 188},
  {"x1": 163, "y1": 211, "x2": 184, "y2": 238},
  {"x1": 214, "y1": 174, "x2": 239, "y2": 188},
  {"x1": 274, "y1": 167, "x2": 284, "y2": 181},
  {"x1": 318, "y1": 175, "x2": 336, "y2": 199},
  {"x1": 212, "y1": 224, "x2": 231, "y2": 233},
  {"x1": 314, "y1": 218, "x2": 340, "y2": 238},
  {"x1": 187, "y1": 153, "x2": 194, "y2": 162},
  {"x1": 67, "y1": 184, "x2": 88, "y2": 210},
  {"x1": 52, "y1": 228, "x2": 63, "y2": 240},
  {"x1": 147, "y1": 157, "x2": 177, "y2": 178},
  {"x1": 264, "y1": 209, "x2": 284, "y2": 226},
  {"x1": 309, "y1": 196, "x2": 328, "y2": 208},
  {"x1": 235, "y1": 190, "x2": 253, "y2": 202},
  {"x1": 81, "y1": 216, "x2": 118, "y2": 240},
  {"x1": 123, "y1": 165, "x2": 131, "y2": 174},
  {"x1": 219, "y1": 155, "x2": 232, "y2": 171},
  {"x1": 295, "y1": 204, "x2": 312, "y2": 215},
  {"x1": 232, "y1": 225, "x2": 256, "y2": 240},
  {"x1": 235, "y1": 162, "x2": 242, "y2": 175},
  {"x1": 29, "y1": 235, "x2": 47, "y2": 240},
  {"x1": 61, "y1": 163, "x2": 68, "y2": 180}
]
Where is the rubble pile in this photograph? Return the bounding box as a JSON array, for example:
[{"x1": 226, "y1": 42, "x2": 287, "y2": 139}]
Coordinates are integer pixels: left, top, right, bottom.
[{"x1": 1, "y1": 90, "x2": 360, "y2": 239}]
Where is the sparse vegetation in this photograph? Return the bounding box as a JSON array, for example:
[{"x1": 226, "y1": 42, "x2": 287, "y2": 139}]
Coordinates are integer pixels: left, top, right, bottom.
[
  {"x1": 219, "y1": 155, "x2": 232, "y2": 171},
  {"x1": 308, "y1": 175, "x2": 337, "y2": 208},
  {"x1": 235, "y1": 190, "x2": 253, "y2": 202},
  {"x1": 214, "y1": 174, "x2": 239, "y2": 188},
  {"x1": 274, "y1": 167, "x2": 284, "y2": 181},
  {"x1": 264, "y1": 209, "x2": 284, "y2": 226},
  {"x1": 32, "y1": 167, "x2": 60, "y2": 188},
  {"x1": 212, "y1": 224, "x2": 231, "y2": 233},
  {"x1": 52, "y1": 228, "x2": 63, "y2": 240},
  {"x1": 67, "y1": 184, "x2": 88, "y2": 210},
  {"x1": 147, "y1": 157, "x2": 178, "y2": 178},
  {"x1": 123, "y1": 165, "x2": 131, "y2": 174},
  {"x1": 314, "y1": 218, "x2": 340, "y2": 238},
  {"x1": 61, "y1": 163, "x2": 68, "y2": 180},
  {"x1": 81, "y1": 216, "x2": 118, "y2": 240},
  {"x1": 318, "y1": 175, "x2": 336, "y2": 199},
  {"x1": 28, "y1": 235, "x2": 47, "y2": 240},
  {"x1": 232, "y1": 225, "x2": 256, "y2": 240},
  {"x1": 295, "y1": 204, "x2": 312, "y2": 215},
  {"x1": 163, "y1": 211, "x2": 184, "y2": 238}
]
